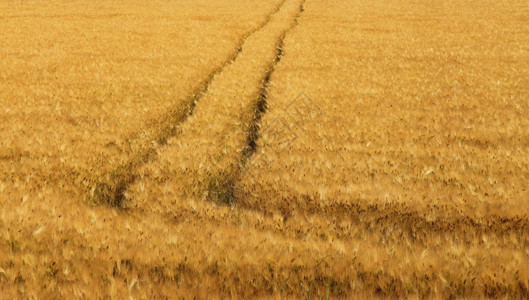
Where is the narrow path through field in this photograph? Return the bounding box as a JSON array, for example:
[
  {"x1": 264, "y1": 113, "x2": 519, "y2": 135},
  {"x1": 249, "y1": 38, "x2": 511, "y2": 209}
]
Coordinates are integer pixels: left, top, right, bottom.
[
  {"x1": 89, "y1": 0, "x2": 288, "y2": 206},
  {"x1": 126, "y1": 0, "x2": 306, "y2": 211}
]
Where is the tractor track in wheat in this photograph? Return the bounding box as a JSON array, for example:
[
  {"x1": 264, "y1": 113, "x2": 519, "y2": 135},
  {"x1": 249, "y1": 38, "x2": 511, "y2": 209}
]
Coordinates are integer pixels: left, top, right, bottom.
[
  {"x1": 88, "y1": 0, "x2": 288, "y2": 207},
  {"x1": 216, "y1": 0, "x2": 307, "y2": 205},
  {"x1": 125, "y1": 0, "x2": 306, "y2": 214}
]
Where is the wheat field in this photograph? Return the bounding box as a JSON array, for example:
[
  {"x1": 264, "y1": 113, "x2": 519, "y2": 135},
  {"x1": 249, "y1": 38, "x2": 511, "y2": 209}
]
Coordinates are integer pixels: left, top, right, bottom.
[{"x1": 1, "y1": 0, "x2": 528, "y2": 298}]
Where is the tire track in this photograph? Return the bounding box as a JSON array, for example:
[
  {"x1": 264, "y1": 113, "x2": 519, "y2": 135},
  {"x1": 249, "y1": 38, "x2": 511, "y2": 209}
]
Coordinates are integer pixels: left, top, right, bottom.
[
  {"x1": 201, "y1": 0, "x2": 306, "y2": 205},
  {"x1": 127, "y1": 0, "x2": 306, "y2": 211},
  {"x1": 240, "y1": 3, "x2": 305, "y2": 164},
  {"x1": 215, "y1": 1, "x2": 307, "y2": 205},
  {"x1": 88, "y1": 0, "x2": 287, "y2": 207}
]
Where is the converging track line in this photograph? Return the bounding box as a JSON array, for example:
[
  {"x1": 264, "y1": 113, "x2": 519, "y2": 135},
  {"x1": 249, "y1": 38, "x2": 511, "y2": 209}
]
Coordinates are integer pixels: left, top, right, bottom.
[
  {"x1": 88, "y1": 0, "x2": 288, "y2": 207},
  {"x1": 126, "y1": 0, "x2": 306, "y2": 210}
]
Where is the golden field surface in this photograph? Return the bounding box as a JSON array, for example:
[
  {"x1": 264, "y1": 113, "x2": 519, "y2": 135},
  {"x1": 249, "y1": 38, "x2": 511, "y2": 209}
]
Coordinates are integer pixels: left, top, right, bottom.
[{"x1": 1, "y1": 0, "x2": 529, "y2": 297}]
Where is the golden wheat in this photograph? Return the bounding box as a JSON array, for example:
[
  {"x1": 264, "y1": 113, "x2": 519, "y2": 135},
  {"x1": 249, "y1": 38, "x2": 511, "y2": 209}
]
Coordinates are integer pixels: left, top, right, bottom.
[{"x1": 1, "y1": 0, "x2": 528, "y2": 297}]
